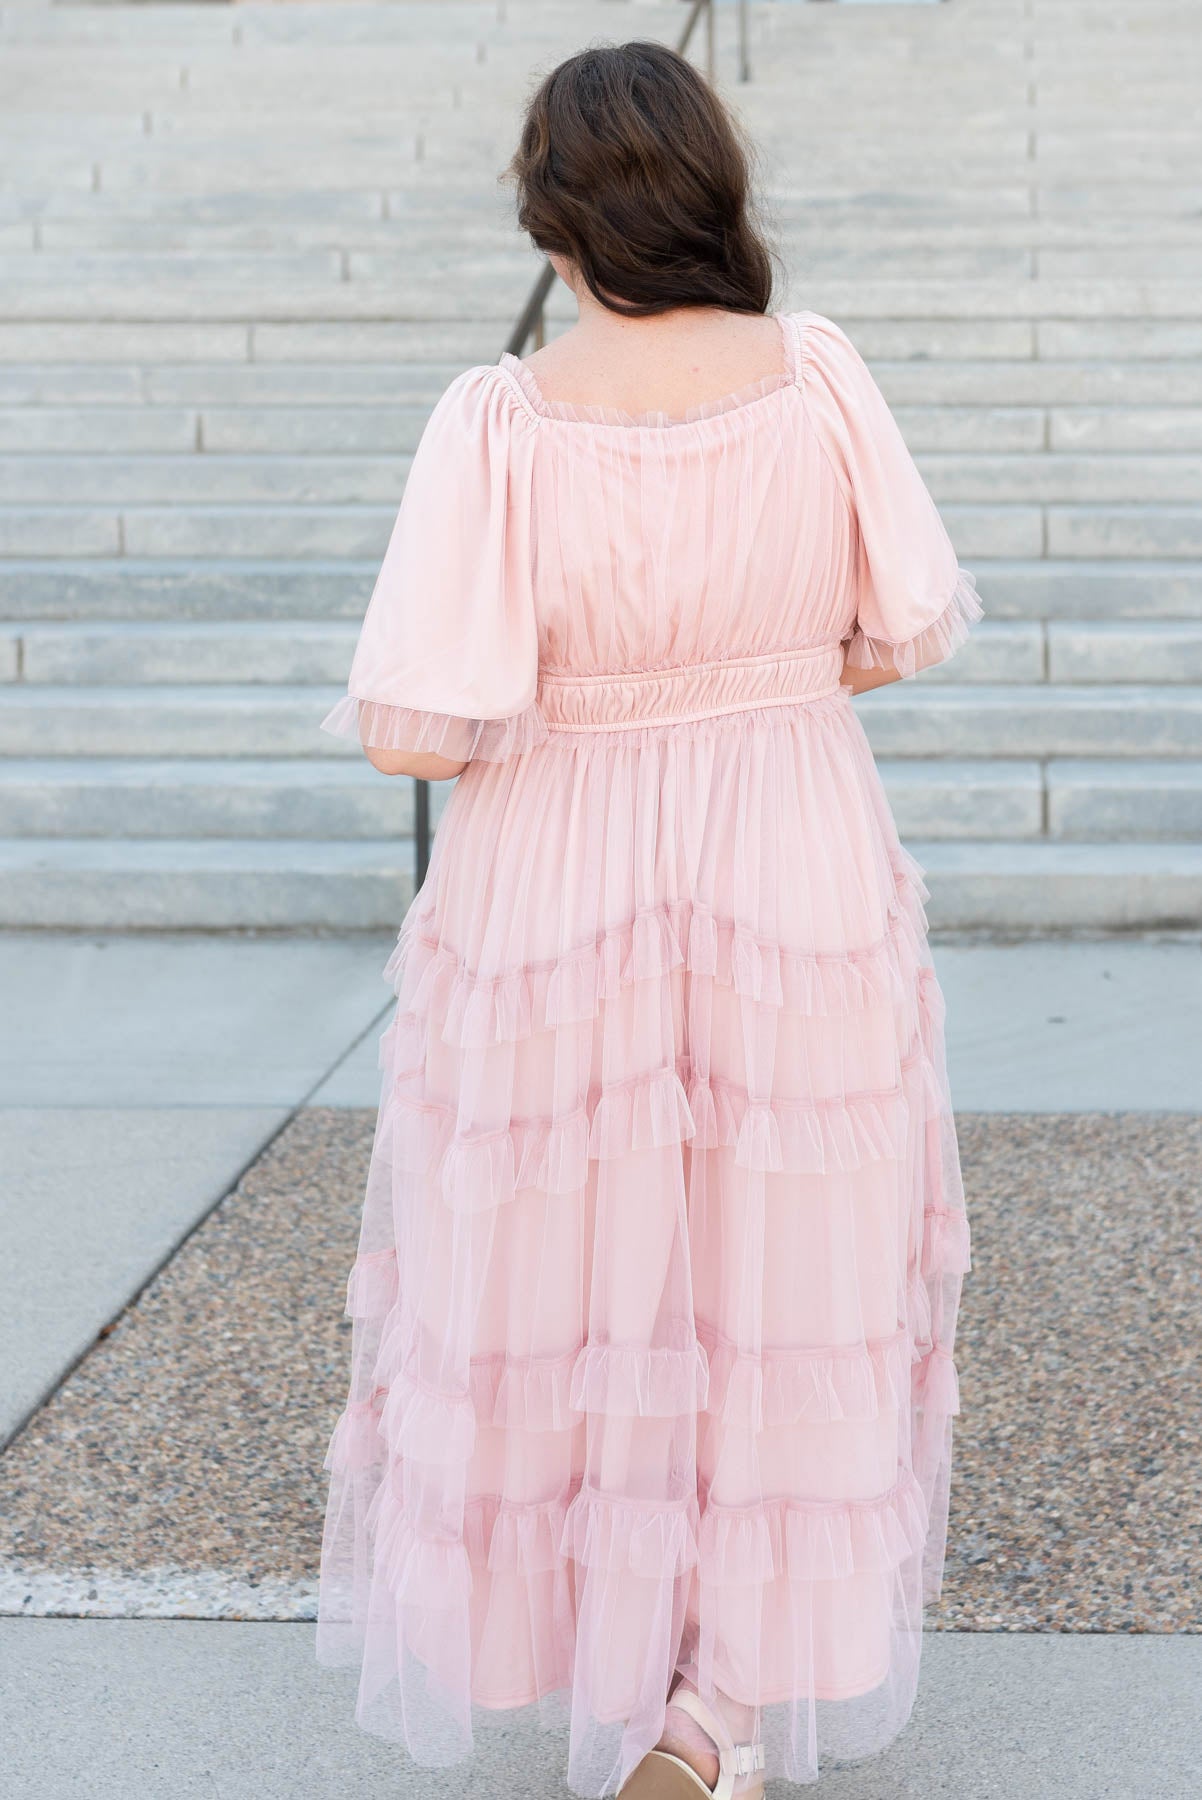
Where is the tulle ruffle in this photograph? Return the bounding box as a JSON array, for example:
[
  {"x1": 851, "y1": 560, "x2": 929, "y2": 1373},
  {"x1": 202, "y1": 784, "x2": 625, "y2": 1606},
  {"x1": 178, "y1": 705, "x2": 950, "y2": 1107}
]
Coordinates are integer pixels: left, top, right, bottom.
[
  {"x1": 338, "y1": 1461, "x2": 935, "y2": 1646},
  {"x1": 560, "y1": 1485, "x2": 702, "y2": 1579},
  {"x1": 697, "y1": 1467, "x2": 929, "y2": 1586},
  {"x1": 320, "y1": 692, "x2": 550, "y2": 763},
  {"x1": 385, "y1": 862, "x2": 931, "y2": 1050},
  {"x1": 371, "y1": 1053, "x2": 923, "y2": 1211},
  {"x1": 842, "y1": 566, "x2": 984, "y2": 681},
  {"x1": 323, "y1": 1306, "x2": 966, "y2": 1483},
  {"x1": 698, "y1": 1321, "x2": 913, "y2": 1431}
]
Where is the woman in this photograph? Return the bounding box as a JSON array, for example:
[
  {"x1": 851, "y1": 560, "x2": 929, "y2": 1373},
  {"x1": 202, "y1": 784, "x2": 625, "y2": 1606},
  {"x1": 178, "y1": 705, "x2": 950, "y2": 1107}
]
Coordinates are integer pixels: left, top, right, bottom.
[{"x1": 316, "y1": 40, "x2": 978, "y2": 1800}]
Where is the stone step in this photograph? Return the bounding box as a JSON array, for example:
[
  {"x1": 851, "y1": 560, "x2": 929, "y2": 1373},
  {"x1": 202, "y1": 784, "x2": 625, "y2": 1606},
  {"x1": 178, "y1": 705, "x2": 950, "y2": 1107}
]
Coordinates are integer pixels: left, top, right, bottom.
[
  {"x1": 1049, "y1": 409, "x2": 1202, "y2": 452},
  {"x1": 886, "y1": 758, "x2": 1202, "y2": 842},
  {"x1": 0, "y1": 619, "x2": 1187, "y2": 688},
  {"x1": 13, "y1": 621, "x2": 359, "y2": 685},
  {"x1": 859, "y1": 685, "x2": 1202, "y2": 759},
  {"x1": 1, "y1": 557, "x2": 1198, "y2": 624},
  {"x1": 882, "y1": 364, "x2": 1202, "y2": 408},
  {"x1": 907, "y1": 841, "x2": 1202, "y2": 933},
  {"x1": 40, "y1": 176, "x2": 1195, "y2": 227},
  {"x1": 0, "y1": 835, "x2": 1195, "y2": 933},
  {"x1": 0, "y1": 618, "x2": 1066, "y2": 689},
  {"x1": 7, "y1": 449, "x2": 1202, "y2": 509},
  {"x1": 0, "y1": 743, "x2": 1194, "y2": 844},
  {"x1": 0, "y1": 455, "x2": 412, "y2": 505},
  {"x1": 16, "y1": 145, "x2": 1156, "y2": 202},
  {"x1": 0, "y1": 755, "x2": 1043, "y2": 842},
  {"x1": 0, "y1": 686, "x2": 352, "y2": 758},
  {"x1": 1046, "y1": 621, "x2": 1202, "y2": 682},
  {"x1": 0, "y1": 407, "x2": 200, "y2": 453},
  {"x1": 1047, "y1": 760, "x2": 1202, "y2": 840},
  {"x1": 0, "y1": 504, "x2": 1057, "y2": 561},
  {"x1": 0, "y1": 320, "x2": 502, "y2": 366},
  {"x1": 0, "y1": 1, "x2": 639, "y2": 47},
  {"x1": 12, "y1": 317, "x2": 1202, "y2": 375},
  {"x1": 0, "y1": 256, "x2": 540, "y2": 321},
  {"x1": 881, "y1": 760, "x2": 1043, "y2": 840},
  {"x1": 7, "y1": 399, "x2": 1201, "y2": 458},
  {"x1": 0, "y1": 757, "x2": 435, "y2": 840},
  {"x1": 8, "y1": 263, "x2": 1202, "y2": 325},
  {"x1": 26, "y1": 211, "x2": 1202, "y2": 258},
  {"x1": 976, "y1": 560, "x2": 1202, "y2": 621},
  {"x1": 1, "y1": 365, "x2": 465, "y2": 407},
  {"x1": 18, "y1": 402, "x2": 1035, "y2": 458},
  {"x1": 1, "y1": 188, "x2": 506, "y2": 227},
  {"x1": 14, "y1": 175, "x2": 1181, "y2": 226},
  {"x1": 0, "y1": 682, "x2": 1199, "y2": 761},
  {"x1": 0, "y1": 508, "x2": 399, "y2": 560},
  {"x1": 5, "y1": 617, "x2": 1201, "y2": 689},
  {"x1": 922, "y1": 454, "x2": 1202, "y2": 506},
  {"x1": 5, "y1": 500, "x2": 1202, "y2": 563},
  {"x1": 0, "y1": 322, "x2": 257, "y2": 367},
  {"x1": 7, "y1": 361, "x2": 1202, "y2": 419},
  {"x1": 0, "y1": 560, "x2": 375, "y2": 622},
  {"x1": 0, "y1": 834, "x2": 417, "y2": 928},
  {"x1": 1048, "y1": 506, "x2": 1202, "y2": 559}
]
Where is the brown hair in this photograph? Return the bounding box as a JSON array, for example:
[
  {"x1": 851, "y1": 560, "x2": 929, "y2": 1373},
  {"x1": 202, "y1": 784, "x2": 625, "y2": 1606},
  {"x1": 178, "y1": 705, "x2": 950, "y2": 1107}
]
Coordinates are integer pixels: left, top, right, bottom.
[{"x1": 502, "y1": 41, "x2": 778, "y2": 318}]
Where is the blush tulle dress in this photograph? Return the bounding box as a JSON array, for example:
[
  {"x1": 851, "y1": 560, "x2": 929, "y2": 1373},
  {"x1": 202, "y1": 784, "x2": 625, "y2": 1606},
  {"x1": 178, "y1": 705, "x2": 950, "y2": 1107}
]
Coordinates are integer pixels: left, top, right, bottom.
[{"x1": 315, "y1": 308, "x2": 981, "y2": 1796}]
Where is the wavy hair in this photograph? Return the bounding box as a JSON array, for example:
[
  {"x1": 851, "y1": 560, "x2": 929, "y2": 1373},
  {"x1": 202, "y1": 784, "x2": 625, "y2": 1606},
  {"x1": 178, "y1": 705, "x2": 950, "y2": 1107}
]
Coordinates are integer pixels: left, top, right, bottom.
[{"x1": 502, "y1": 40, "x2": 779, "y2": 317}]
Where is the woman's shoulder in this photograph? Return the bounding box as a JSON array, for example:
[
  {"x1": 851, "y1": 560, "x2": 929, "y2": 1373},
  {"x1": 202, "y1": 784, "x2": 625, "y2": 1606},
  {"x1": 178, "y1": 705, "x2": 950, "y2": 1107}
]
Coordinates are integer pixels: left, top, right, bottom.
[
  {"x1": 784, "y1": 309, "x2": 866, "y2": 377},
  {"x1": 434, "y1": 360, "x2": 514, "y2": 403},
  {"x1": 414, "y1": 359, "x2": 538, "y2": 443},
  {"x1": 783, "y1": 311, "x2": 891, "y2": 444}
]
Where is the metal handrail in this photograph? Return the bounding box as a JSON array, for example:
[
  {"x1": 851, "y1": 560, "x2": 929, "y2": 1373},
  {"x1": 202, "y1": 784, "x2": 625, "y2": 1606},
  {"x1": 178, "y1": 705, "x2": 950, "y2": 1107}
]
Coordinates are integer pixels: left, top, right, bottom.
[{"x1": 413, "y1": 0, "x2": 751, "y2": 889}]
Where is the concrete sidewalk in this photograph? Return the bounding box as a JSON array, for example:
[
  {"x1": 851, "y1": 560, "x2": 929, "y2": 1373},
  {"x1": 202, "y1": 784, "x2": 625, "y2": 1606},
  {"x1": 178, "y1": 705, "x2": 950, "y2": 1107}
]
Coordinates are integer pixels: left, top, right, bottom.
[
  {"x1": 0, "y1": 930, "x2": 392, "y2": 1445},
  {"x1": 4, "y1": 1621, "x2": 1199, "y2": 1800}
]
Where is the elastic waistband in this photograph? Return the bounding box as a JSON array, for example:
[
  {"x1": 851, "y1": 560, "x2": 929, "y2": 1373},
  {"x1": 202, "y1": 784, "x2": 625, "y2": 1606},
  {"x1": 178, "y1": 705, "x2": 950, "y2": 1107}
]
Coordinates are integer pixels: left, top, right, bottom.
[{"x1": 537, "y1": 642, "x2": 845, "y2": 732}]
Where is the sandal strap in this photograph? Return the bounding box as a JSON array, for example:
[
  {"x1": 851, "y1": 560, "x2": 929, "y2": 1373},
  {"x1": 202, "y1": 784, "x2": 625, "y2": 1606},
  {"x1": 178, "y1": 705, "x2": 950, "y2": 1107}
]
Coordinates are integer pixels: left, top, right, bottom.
[
  {"x1": 667, "y1": 1686, "x2": 733, "y2": 1756},
  {"x1": 728, "y1": 1741, "x2": 766, "y2": 1777},
  {"x1": 666, "y1": 1686, "x2": 765, "y2": 1797}
]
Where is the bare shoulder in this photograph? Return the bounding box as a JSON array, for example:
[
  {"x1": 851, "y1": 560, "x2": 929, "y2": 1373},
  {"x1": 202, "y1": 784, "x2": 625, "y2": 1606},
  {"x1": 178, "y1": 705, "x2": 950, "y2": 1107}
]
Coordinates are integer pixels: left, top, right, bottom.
[
  {"x1": 515, "y1": 333, "x2": 574, "y2": 386},
  {"x1": 517, "y1": 308, "x2": 790, "y2": 413}
]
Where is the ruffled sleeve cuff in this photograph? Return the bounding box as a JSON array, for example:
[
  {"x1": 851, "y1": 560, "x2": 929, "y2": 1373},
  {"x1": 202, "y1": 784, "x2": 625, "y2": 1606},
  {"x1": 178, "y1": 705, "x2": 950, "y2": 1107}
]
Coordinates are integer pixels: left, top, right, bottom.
[
  {"x1": 320, "y1": 693, "x2": 550, "y2": 765},
  {"x1": 842, "y1": 566, "x2": 983, "y2": 682}
]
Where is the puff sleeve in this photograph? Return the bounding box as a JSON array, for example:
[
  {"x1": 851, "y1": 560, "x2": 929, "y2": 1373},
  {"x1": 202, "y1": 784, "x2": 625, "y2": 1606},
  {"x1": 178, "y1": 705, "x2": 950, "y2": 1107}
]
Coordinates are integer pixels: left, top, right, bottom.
[
  {"x1": 799, "y1": 312, "x2": 984, "y2": 680},
  {"x1": 320, "y1": 363, "x2": 548, "y2": 763}
]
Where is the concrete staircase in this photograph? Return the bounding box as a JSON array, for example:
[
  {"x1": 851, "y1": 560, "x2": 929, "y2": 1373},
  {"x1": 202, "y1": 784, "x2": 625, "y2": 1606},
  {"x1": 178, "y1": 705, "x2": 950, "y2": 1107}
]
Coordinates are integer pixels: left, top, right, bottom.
[{"x1": 1, "y1": 0, "x2": 1200, "y2": 929}]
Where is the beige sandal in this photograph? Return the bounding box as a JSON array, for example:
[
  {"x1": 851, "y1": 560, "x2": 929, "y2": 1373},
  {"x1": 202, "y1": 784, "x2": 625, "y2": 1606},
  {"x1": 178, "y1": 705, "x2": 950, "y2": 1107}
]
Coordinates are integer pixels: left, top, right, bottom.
[{"x1": 617, "y1": 1683, "x2": 766, "y2": 1799}]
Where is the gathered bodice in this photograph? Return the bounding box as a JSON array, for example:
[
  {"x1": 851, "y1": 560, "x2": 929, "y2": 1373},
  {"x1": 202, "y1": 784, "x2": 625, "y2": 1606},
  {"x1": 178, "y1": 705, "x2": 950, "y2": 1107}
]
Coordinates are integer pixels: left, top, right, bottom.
[
  {"x1": 323, "y1": 308, "x2": 980, "y2": 764},
  {"x1": 494, "y1": 311, "x2": 857, "y2": 731}
]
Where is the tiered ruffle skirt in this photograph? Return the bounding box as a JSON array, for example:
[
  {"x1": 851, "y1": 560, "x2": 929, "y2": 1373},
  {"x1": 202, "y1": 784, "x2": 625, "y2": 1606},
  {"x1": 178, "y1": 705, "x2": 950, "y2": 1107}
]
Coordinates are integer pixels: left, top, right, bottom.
[{"x1": 315, "y1": 685, "x2": 970, "y2": 1795}]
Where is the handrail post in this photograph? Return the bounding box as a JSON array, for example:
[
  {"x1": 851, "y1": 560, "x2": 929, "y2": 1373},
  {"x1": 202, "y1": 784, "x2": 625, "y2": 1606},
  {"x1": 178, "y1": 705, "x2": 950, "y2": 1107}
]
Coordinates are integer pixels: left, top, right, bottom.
[{"x1": 414, "y1": 772, "x2": 430, "y2": 891}]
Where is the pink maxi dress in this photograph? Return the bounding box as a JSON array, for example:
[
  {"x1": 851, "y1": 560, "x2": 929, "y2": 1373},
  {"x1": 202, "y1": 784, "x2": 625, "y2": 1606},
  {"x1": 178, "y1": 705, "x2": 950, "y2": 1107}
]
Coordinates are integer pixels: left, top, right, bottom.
[{"x1": 316, "y1": 308, "x2": 981, "y2": 1795}]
